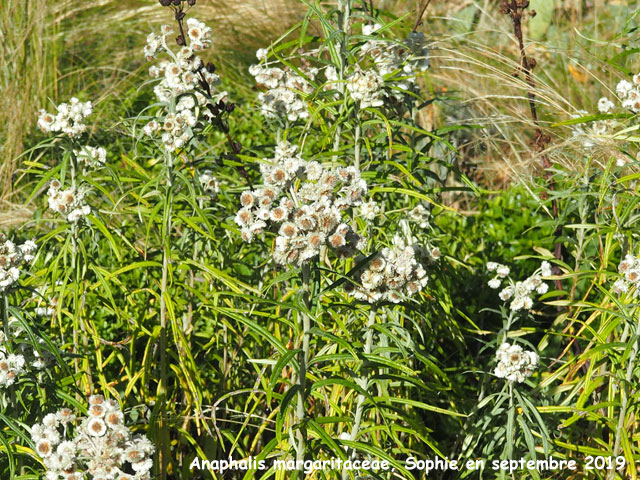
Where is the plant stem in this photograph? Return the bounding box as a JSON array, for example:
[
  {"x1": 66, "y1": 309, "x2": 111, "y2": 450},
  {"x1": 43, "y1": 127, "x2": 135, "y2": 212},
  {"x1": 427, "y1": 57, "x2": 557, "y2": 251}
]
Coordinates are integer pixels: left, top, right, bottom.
[
  {"x1": 608, "y1": 314, "x2": 640, "y2": 480},
  {"x1": 295, "y1": 263, "x2": 312, "y2": 478},
  {"x1": 342, "y1": 307, "x2": 376, "y2": 480},
  {"x1": 158, "y1": 158, "x2": 174, "y2": 480},
  {"x1": 354, "y1": 120, "x2": 361, "y2": 171},
  {"x1": 1, "y1": 294, "x2": 9, "y2": 348},
  {"x1": 412, "y1": 0, "x2": 433, "y2": 32},
  {"x1": 503, "y1": 1, "x2": 563, "y2": 278}
]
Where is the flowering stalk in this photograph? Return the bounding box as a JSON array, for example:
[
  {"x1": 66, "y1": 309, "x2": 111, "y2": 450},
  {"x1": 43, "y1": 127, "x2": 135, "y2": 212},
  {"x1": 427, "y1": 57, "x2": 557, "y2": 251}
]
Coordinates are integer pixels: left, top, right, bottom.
[
  {"x1": 294, "y1": 263, "x2": 312, "y2": 478},
  {"x1": 341, "y1": 306, "x2": 376, "y2": 480},
  {"x1": 1, "y1": 294, "x2": 8, "y2": 350},
  {"x1": 158, "y1": 154, "x2": 174, "y2": 480},
  {"x1": 331, "y1": 0, "x2": 352, "y2": 165},
  {"x1": 506, "y1": 382, "x2": 515, "y2": 459}
]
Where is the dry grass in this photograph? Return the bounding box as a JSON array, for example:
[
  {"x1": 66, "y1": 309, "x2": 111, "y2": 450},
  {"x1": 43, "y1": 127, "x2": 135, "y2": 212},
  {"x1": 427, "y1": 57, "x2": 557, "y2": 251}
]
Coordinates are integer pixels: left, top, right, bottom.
[
  {"x1": 413, "y1": 0, "x2": 638, "y2": 187},
  {"x1": 1, "y1": 0, "x2": 637, "y2": 205},
  {"x1": 0, "y1": 0, "x2": 58, "y2": 200},
  {"x1": 0, "y1": 0, "x2": 303, "y2": 203}
]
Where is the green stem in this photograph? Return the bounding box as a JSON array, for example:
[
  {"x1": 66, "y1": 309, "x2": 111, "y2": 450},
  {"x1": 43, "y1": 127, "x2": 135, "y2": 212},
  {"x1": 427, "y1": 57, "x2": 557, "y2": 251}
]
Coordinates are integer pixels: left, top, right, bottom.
[
  {"x1": 342, "y1": 307, "x2": 376, "y2": 480},
  {"x1": 159, "y1": 159, "x2": 174, "y2": 480},
  {"x1": 354, "y1": 119, "x2": 361, "y2": 171},
  {"x1": 295, "y1": 263, "x2": 312, "y2": 478},
  {"x1": 608, "y1": 313, "x2": 640, "y2": 480},
  {"x1": 1, "y1": 294, "x2": 9, "y2": 346},
  {"x1": 331, "y1": 0, "x2": 352, "y2": 165}
]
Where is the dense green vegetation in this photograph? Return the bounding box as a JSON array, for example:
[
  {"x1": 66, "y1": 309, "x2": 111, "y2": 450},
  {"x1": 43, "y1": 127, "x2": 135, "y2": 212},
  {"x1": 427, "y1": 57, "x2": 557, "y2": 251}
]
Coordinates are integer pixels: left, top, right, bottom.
[{"x1": 1, "y1": 1, "x2": 639, "y2": 479}]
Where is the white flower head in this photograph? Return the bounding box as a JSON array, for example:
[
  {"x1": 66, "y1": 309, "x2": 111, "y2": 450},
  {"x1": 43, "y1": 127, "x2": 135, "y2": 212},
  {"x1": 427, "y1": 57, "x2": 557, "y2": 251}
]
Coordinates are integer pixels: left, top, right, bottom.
[
  {"x1": 37, "y1": 98, "x2": 92, "y2": 138},
  {"x1": 494, "y1": 342, "x2": 539, "y2": 383},
  {"x1": 0, "y1": 234, "x2": 38, "y2": 293},
  {"x1": 32, "y1": 397, "x2": 155, "y2": 479},
  {"x1": 236, "y1": 142, "x2": 368, "y2": 266},
  {"x1": 597, "y1": 97, "x2": 615, "y2": 113},
  {"x1": 617, "y1": 80, "x2": 634, "y2": 99}
]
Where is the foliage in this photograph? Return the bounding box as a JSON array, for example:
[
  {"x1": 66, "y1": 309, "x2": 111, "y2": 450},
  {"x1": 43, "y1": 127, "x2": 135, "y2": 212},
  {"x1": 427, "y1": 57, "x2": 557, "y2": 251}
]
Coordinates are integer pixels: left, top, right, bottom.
[{"x1": 1, "y1": 0, "x2": 640, "y2": 480}]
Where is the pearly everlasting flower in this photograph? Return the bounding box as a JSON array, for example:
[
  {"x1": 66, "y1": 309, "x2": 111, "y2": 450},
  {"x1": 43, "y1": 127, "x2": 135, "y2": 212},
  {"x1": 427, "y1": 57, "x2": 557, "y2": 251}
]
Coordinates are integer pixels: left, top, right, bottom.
[
  {"x1": 407, "y1": 204, "x2": 430, "y2": 228},
  {"x1": 345, "y1": 234, "x2": 430, "y2": 303},
  {"x1": 185, "y1": 17, "x2": 213, "y2": 51},
  {"x1": 617, "y1": 80, "x2": 634, "y2": 99},
  {"x1": 235, "y1": 142, "x2": 368, "y2": 265},
  {"x1": 597, "y1": 97, "x2": 615, "y2": 113},
  {"x1": 250, "y1": 59, "x2": 315, "y2": 122},
  {"x1": 47, "y1": 180, "x2": 91, "y2": 223},
  {"x1": 73, "y1": 145, "x2": 106, "y2": 169},
  {"x1": 362, "y1": 23, "x2": 382, "y2": 36},
  {"x1": 31, "y1": 397, "x2": 155, "y2": 480},
  {"x1": 35, "y1": 291, "x2": 58, "y2": 317},
  {"x1": 0, "y1": 347, "x2": 26, "y2": 388},
  {"x1": 540, "y1": 261, "x2": 552, "y2": 277},
  {"x1": 0, "y1": 233, "x2": 37, "y2": 292},
  {"x1": 199, "y1": 170, "x2": 220, "y2": 195},
  {"x1": 256, "y1": 48, "x2": 269, "y2": 61},
  {"x1": 0, "y1": 317, "x2": 50, "y2": 381},
  {"x1": 358, "y1": 27, "x2": 430, "y2": 104},
  {"x1": 346, "y1": 68, "x2": 384, "y2": 108},
  {"x1": 611, "y1": 253, "x2": 640, "y2": 297},
  {"x1": 490, "y1": 260, "x2": 551, "y2": 312},
  {"x1": 144, "y1": 18, "x2": 225, "y2": 153},
  {"x1": 37, "y1": 98, "x2": 92, "y2": 138},
  {"x1": 486, "y1": 262, "x2": 510, "y2": 289},
  {"x1": 494, "y1": 342, "x2": 538, "y2": 383},
  {"x1": 358, "y1": 200, "x2": 381, "y2": 221}
]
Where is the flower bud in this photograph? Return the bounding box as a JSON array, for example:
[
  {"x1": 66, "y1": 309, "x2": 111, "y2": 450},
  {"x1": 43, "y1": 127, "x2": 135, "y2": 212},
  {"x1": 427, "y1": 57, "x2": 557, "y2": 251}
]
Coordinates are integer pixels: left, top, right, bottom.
[{"x1": 159, "y1": 0, "x2": 172, "y2": 5}]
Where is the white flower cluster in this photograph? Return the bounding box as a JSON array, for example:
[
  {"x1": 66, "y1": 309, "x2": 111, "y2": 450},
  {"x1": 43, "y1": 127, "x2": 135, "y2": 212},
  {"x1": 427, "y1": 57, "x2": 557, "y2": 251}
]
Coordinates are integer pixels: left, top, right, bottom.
[
  {"x1": 358, "y1": 24, "x2": 430, "y2": 103},
  {"x1": 73, "y1": 145, "x2": 107, "y2": 169},
  {"x1": 0, "y1": 331, "x2": 26, "y2": 388},
  {"x1": 494, "y1": 342, "x2": 539, "y2": 383},
  {"x1": 346, "y1": 68, "x2": 385, "y2": 109},
  {"x1": 249, "y1": 51, "x2": 316, "y2": 121},
  {"x1": 1, "y1": 317, "x2": 51, "y2": 374},
  {"x1": 31, "y1": 395, "x2": 155, "y2": 480},
  {"x1": 143, "y1": 21, "x2": 225, "y2": 152},
  {"x1": 616, "y1": 73, "x2": 640, "y2": 112},
  {"x1": 358, "y1": 200, "x2": 381, "y2": 221},
  {"x1": 0, "y1": 233, "x2": 37, "y2": 292},
  {"x1": 486, "y1": 262, "x2": 510, "y2": 289},
  {"x1": 580, "y1": 73, "x2": 640, "y2": 144},
  {"x1": 145, "y1": 19, "x2": 212, "y2": 59},
  {"x1": 47, "y1": 180, "x2": 91, "y2": 223},
  {"x1": 345, "y1": 234, "x2": 429, "y2": 303},
  {"x1": 235, "y1": 142, "x2": 368, "y2": 265},
  {"x1": 407, "y1": 204, "x2": 430, "y2": 228},
  {"x1": 199, "y1": 170, "x2": 220, "y2": 195},
  {"x1": 37, "y1": 98, "x2": 93, "y2": 138},
  {"x1": 489, "y1": 261, "x2": 552, "y2": 312},
  {"x1": 597, "y1": 97, "x2": 615, "y2": 114},
  {"x1": 612, "y1": 253, "x2": 640, "y2": 296}
]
